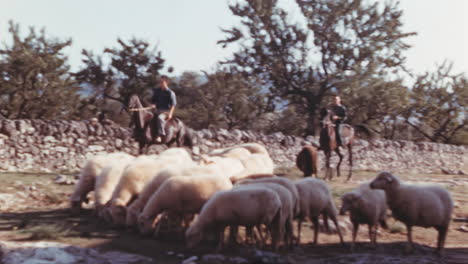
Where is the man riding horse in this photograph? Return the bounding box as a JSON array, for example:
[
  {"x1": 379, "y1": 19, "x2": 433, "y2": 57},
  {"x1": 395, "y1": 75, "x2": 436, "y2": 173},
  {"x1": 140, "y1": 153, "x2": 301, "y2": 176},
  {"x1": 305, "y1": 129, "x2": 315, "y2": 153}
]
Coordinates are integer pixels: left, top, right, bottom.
[
  {"x1": 149, "y1": 75, "x2": 176, "y2": 143},
  {"x1": 329, "y1": 95, "x2": 347, "y2": 147}
]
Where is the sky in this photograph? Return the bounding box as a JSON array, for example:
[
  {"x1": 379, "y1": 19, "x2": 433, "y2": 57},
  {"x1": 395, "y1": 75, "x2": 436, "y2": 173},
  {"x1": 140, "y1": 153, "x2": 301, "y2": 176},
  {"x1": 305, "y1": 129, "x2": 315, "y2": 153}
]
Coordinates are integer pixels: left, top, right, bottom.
[{"x1": 1, "y1": 0, "x2": 467, "y2": 78}]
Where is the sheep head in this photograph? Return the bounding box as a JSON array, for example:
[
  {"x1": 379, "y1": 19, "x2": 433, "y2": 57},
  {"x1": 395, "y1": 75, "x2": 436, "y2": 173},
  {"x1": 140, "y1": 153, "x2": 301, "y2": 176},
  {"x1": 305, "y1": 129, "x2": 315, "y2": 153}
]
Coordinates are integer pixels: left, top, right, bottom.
[
  {"x1": 111, "y1": 205, "x2": 127, "y2": 227},
  {"x1": 339, "y1": 192, "x2": 362, "y2": 215},
  {"x1": 137, "y1": 214, "x2": 154, "y2": 236},
  {"x1": 185, "y1": 225, "x2": 203, "y2": 249},
  {"x1": 370, "y1": 171, "x2": 398, "y2": 191}
]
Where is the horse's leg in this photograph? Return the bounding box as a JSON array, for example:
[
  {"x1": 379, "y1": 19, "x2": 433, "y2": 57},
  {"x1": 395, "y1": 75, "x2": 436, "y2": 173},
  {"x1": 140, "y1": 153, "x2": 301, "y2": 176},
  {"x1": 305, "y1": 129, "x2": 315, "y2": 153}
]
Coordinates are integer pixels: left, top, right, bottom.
[
  {"x1": 346, "y1": 144, "x2": 353, "y2": 181},
  {"x1": 324, "y1": 150, "x2": 332, "y2": 181},
  {"x1": 335, "y1": 147, "x2": 343, "y2": 178}
]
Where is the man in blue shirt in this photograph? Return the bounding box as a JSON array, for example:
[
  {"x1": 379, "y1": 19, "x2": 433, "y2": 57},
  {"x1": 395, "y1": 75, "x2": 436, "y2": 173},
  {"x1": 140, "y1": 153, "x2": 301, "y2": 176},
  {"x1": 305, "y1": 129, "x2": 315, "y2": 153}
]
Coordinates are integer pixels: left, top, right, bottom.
[{"x1": 150, "y1": 75, "x2": 176, "y2": 143}]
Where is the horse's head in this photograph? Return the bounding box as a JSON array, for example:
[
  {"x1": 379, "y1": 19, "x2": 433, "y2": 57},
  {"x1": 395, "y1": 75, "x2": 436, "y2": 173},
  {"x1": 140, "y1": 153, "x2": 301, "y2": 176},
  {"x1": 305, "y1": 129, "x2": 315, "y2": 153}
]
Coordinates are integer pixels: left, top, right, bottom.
[
  {"x1": 128, "y1": 94, "x2": 142, "y2": 109},
  {"x1": 319, "y1": 108, "x2": 334, "y2": 128}
]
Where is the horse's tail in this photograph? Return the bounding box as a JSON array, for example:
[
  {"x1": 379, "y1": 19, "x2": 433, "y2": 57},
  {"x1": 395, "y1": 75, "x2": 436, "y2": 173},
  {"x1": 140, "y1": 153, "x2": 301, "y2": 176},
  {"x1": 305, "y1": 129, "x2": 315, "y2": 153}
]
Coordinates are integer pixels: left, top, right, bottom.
[{"x1": 354, "y1": 124, "x2": 373, "y2": 140}]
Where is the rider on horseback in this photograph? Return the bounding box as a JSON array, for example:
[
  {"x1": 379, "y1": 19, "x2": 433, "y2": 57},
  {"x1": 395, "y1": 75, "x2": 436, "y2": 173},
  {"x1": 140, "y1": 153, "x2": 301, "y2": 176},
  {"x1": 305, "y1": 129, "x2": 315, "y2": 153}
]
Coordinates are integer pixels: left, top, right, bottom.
[
  {"x1": 150, "y1": 75, "x2": 177, "y2": 143},
  {"x1": 329, "y1": 95, "x2": 347, "y2": 147}
]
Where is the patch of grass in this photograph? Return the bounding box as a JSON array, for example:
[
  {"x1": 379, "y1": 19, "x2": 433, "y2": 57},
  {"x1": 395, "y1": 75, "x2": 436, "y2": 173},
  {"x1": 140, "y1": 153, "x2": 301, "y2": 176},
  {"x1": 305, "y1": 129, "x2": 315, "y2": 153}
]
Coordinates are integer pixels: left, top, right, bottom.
[{"x1": 19, "y1": 224, "x2": 73, "y2": 241}]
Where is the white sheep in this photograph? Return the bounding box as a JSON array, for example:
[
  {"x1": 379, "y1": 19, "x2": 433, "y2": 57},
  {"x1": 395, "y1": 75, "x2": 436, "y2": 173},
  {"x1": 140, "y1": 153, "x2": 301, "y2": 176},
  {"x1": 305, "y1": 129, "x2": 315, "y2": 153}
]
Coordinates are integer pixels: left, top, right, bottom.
[
  {"x1": 185, "y1": 186, "x2": 282, "y2": 251},
  {"x1": 198, "y1": 155, "x2": 245, "y2": 180},
  {"x1": 94, "y1": 155, "x2": 136, "y2": 218},
  {"x1": 125, "y1": 163, "x2": 214, "y2": 228},
  {"x1": 294, "y1": 178, "x2": 344, "y2": 245},
  {"x1": 108, "y1": 148, "x2": 193, "y2": 226},
  {"x1": 137, "y1": 173, "x2": 233, "y2": 236},
  {"x1": 229, "y1": 153, "x2": 275, "y2": 183},
  {"x1": 340, "y1": 183, "x2": 388, "y2": 251},
  {"x1": 369, "y1": 171, "x2": 454, "y2": 254},
  {"x1": 236, "y1": 175, "x2": 299, "y2": 218},
  {"x1": 234, "y1": 181, "x2": 294, "y2": 248},
  {"x1": 208, "y1": 143, "x2": 270, "y2": 157},
  {"x1": 69, "y1": 152, "x2": 134, "y2": 214}
]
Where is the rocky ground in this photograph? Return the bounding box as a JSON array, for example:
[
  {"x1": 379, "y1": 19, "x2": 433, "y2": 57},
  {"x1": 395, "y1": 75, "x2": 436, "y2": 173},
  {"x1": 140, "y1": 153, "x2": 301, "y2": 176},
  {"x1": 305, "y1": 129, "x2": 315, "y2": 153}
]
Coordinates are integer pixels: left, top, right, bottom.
[{"x1": 0, "y1": 169, "x2": 467, "y2": 264}]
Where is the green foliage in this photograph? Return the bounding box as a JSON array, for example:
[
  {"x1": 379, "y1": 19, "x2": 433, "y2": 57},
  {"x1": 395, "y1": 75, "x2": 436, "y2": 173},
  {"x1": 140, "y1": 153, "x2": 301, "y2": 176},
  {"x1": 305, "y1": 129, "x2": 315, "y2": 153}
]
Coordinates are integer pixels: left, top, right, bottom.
[
  {"x1": 74, "y1": 38, "x2": 167, "y2": 108},
  {"x1": 173, "y1": 69, "x2": 273, "y2": 130},
  {"x1": 405, "y1": 63, "x2": 468, "y2": 144},
  {"x1": 219, "y1": 0, "x2": 416, "y2": 135},
  {"x1": 0, "y1": 21, "x2": 80, "y2": 119}
]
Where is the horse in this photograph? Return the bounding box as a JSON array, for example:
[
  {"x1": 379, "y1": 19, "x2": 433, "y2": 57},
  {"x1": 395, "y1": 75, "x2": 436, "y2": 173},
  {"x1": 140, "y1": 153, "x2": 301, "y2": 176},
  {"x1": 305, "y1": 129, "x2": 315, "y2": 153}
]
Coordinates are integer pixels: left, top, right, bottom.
[
  {"x1": 126, "y1": 94, "x2": 195, "y2": 154},
  {"x1": 318, "y1": 108, "x2": 371, "y2": 181}
]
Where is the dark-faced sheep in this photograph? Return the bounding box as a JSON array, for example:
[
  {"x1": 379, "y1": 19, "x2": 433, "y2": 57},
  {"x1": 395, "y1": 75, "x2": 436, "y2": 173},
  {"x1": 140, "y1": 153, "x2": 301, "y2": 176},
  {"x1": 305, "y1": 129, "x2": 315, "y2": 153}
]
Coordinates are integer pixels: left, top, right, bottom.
[{"x1": 370, "y1": 171, "x2": 453, "y2": 254}]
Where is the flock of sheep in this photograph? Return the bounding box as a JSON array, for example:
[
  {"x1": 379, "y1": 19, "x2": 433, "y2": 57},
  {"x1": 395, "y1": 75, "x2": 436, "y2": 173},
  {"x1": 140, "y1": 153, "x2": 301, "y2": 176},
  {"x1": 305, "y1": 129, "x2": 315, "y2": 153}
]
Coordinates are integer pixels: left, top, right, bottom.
[{"x1": 69, "y1": 143, "x2": 454, "y2": 255}]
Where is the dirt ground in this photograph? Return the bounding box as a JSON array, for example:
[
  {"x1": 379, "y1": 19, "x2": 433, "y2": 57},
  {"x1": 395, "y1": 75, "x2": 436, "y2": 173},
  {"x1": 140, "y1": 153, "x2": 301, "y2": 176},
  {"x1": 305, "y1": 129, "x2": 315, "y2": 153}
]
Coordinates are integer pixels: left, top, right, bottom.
[{"x1": 0, "y1": 169, "x2": 467, "y2": 264}]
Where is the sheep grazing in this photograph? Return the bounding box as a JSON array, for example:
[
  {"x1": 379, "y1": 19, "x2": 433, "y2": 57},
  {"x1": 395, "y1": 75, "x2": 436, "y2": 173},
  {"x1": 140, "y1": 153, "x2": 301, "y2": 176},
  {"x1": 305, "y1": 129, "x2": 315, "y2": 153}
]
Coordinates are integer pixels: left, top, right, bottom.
[
  {"x1": 208, "y1": 143, "x2": 270, "y2": 157},
  {"x1": 234, "y1": 181, "x2": 295, "y2": 249},
  {"x1": 70, "y1": 152, "x2": 134, "y2": 214},
  {"x1": 294, "y1": 178, "x2": 344, "y2": 245},
  {"x1": 94, "y1": 155, "x2": 136, "y2": 218},
  {"x1": 229, "y1": 153, "x2": 275, "y2": 183},
  {"x1": 236, "y1": 176, "x2": 299, "y2": 218},
  {"x1": 137, "y1": 173, "x2": 233, "y2": 236},
  {"x1": 340, "y1": 183, "x2": 388, "y2": 251},
  {"x1": 108, "y1": 148, "x2": 193, "y2": 226},
  {"x1": 296, "y1": 145, "x2": 318, "y2": 177},
  {"x1": 125, "y1": 162, "x2": 218, "y2": 228},
  {"x1": 185, "y1": 186, "x2": 282, "y2": 251},
  {"x1": 198, "y1": 155, "x2": 245, "y2": 180},
  {"x1": 370, "y1": 171, "x2": 454, "y2": 254}
]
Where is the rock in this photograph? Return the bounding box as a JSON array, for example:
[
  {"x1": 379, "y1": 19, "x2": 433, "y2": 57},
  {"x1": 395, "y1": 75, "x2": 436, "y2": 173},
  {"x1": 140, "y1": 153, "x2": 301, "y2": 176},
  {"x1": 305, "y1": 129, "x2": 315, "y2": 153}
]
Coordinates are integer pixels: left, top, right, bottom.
[
  {"x1": 182, "y1": 256, "x2": 198, "y2": 264},
  {"x1": 201, "y1": 254, "x2": 226, "y2": 264},
  {"x1": 0, "y1": 241, "x2": 154, "y2": 264}
]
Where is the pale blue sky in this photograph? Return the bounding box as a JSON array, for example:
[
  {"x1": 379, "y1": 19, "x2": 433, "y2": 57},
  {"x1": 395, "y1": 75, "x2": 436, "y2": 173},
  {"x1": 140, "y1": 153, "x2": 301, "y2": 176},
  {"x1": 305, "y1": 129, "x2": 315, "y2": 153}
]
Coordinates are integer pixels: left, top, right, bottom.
[{"x1": 1, "y1": 0, "x2": 467, "y2": 78}]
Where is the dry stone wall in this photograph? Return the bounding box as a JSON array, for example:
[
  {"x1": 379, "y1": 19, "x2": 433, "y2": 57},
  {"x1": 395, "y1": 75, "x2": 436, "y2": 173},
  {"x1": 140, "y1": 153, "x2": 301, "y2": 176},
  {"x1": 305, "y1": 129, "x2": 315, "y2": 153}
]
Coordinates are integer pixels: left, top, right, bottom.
[{"x1": 0, "y1": 119, "x2": 466, "y2": 174}]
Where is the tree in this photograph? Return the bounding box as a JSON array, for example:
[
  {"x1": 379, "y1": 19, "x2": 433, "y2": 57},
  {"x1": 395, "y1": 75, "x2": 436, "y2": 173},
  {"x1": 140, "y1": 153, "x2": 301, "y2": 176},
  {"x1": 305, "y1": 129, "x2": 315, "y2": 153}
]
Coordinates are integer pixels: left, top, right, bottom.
[
  {"x1": 74, "y1": 38, "x2": 167, "y2": 108},
  {"x1": 173, "y1": 69, "x2": 273, "y2": 130},
  {"x1": 219, "y1": 0, "x2": 415, "y2": 135},
  {"x1": 404, "y1": 63, "x2": 468, "y2": 144},
  {"x1": 0, "y1": 21, "x2": 80, "y2": 119}
]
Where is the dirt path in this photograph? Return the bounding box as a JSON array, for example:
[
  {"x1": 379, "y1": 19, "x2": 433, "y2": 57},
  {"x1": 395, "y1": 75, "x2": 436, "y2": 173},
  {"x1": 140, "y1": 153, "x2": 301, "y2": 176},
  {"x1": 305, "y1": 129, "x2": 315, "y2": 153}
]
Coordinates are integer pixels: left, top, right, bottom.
[{"x1": 0, "y1": 171, "x2": 467, "y2": 264}]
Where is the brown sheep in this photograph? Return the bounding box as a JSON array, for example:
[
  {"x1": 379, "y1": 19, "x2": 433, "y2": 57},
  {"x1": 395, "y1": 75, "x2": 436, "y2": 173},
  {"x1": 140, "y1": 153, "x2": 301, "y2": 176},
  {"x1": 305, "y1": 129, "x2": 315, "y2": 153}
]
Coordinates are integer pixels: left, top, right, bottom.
[{"x1": 296, "y1": 145, "x2": 318, "y2": 177}]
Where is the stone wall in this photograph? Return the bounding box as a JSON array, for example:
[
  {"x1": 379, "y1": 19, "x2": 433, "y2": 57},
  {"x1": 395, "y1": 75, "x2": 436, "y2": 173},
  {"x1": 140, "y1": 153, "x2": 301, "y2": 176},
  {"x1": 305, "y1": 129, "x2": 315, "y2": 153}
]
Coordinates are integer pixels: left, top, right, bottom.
[{"x1": 0, "y1": 119, "x2": 466, "y2": 174}]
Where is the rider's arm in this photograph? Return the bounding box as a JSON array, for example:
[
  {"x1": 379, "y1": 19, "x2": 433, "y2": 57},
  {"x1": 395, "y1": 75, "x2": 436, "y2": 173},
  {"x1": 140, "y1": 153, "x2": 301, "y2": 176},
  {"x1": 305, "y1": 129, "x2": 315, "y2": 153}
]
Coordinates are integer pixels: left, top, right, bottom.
[{"x1": 168, "y1": 105, "x2": 175, "y2": 120}]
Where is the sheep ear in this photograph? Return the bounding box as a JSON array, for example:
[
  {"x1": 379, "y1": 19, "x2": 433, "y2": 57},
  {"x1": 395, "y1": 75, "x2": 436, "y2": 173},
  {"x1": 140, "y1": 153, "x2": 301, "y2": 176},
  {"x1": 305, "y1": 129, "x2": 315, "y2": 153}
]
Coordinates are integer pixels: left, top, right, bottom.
[{"x1": 385, "y1": 176, "x2": 393, "y2": 183}]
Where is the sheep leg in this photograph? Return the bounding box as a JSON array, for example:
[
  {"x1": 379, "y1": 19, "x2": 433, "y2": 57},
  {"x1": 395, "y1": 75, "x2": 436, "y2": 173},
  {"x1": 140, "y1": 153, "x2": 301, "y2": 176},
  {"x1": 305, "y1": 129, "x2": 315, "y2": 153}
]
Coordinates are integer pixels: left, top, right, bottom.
[
  {"x1": 346, "y1": 144, "x2": 353, "y2": 181},
  {"x1": 312, "y1": 216, "x2": 319, "y2": 245},
  {"x1": 436, "y1": 225, "x2": 448, "y2": 254},
  {"x1": 254, "y1": 225, "x2": 265, "y2": 248},
  {"x1": 228, "y1": 225, "x2": 239, "y2": 245},
  {"x1": 335, "y1": 148, "x2": 343, "y2": 178},
  {"x1": 368, "y1": 224, "x2": 377, "y2": 249},
  {"x1": 216, "y1": 226, "x2": 225, "y2": 253},
  {"x1": 329, "y1": 212, "x2": 344, "y2": 245},
  {"x1": 351, "y1": 222, "x2": 359, "y2": 252},
  {"x1": 285, "y1": 218, "x2": 294, "y2": 249},
  {"x1": 405, "y1": 224, "x2": 414, "y2": 253},
  {"x1": 296, "y1": 219, "x2": 303, "y2": 245}
]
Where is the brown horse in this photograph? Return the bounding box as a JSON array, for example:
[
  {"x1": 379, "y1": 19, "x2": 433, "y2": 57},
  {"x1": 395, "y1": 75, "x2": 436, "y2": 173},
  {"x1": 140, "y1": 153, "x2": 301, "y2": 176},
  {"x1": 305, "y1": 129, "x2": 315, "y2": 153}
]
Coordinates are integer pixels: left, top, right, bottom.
[
  {"x1": 127, "y1": 94, "x2": 195, "y2": 154},
  {"x1": 319, "y1": 108, "x2": 371, "y2": 181}
]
